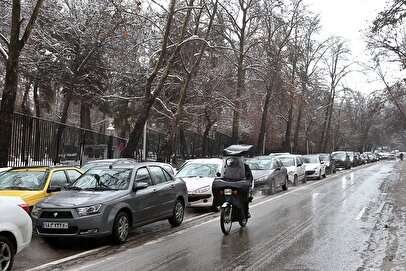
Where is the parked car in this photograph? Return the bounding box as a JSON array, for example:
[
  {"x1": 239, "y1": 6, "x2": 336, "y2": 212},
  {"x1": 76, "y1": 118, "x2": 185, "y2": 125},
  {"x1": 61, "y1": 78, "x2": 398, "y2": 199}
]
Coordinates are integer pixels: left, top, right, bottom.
[
  {"x1": 346, "y1": 151, "x2": 359, "y2": 167},
  {"x1": 277, "y1": 155, "x2": 306, "y2": 185},
  {"x1": 363, "y1": 152, "x2": 377, "y2": 162},
  {"x1": 0, "y1": 197, "x2": 32, "y2": 271},
  {"x1": 0, "y1": 196, "x2": 30, "y2": 213},
  {"x1": 80, "y1": 158, "x2": 135, "y2": 172},
  {"x1": 0, "y1": 166, "x2": 83, "y2": 210},
  {"x1": 245, "y1": 156, "x2": 288, "y2": 194},
  {"x1": 359, "y1": 153, "x2": 368, "y2": 164},
  {"x1": 31, "y1": 162, "x2": 187, "y2": 244},
  {"x1": 175, "y1": 158, "x2": 222, "y2": 211},
  {"x1": 301, "y1": 154, "x2": 327, "y2": 179},
  {"x1": 318, "y1": 153, "x2": 336, "y2": 174},
  {"x1": 331, "y1": 151, "x2": 351, "y2": 169}
]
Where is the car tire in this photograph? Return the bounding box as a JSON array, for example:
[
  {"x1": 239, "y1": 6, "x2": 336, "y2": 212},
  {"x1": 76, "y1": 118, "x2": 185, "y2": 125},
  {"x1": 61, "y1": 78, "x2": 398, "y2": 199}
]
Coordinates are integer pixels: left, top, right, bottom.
[
  {"x1": 302, "y1": 175, "x2": 307, "y2": 183},
  {"x1": 211, "y1": 205, "x2": 220, "y2": 212},
  {"x1": 0, "y1": 235, "x2": 15, "y2": 271},
  {"x1": 317, "y1": 170, "x2": 321, "y2": 180},
  {"x1": 267, "y1": 179, "x2": 275, "y2": 195},
  {"x1": 293, "y1": 175, "x2": 298, "y2": 186},
  {"x1": 112, "y1": 211, "x2": 131, "y2": 244},
  {"x1": 322, "y1": 170, "x2": 326, "y2": 178},
  {"x1": 168, "y1": 199, "x2": 185, "y2": 227},
  {"x1": 282, "y1": 176, "x2": 288, "y2": 191}
]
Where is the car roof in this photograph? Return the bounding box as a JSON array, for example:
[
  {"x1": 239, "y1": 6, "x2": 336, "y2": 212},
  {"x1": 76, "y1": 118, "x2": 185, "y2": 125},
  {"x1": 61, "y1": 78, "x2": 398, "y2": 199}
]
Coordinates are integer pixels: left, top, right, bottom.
[
  {"x1": 84, "y1": 158, "x2": 135, "y2": 164},
  {"x1": 10, "y1": 165, "x2": 79, "y2": 171},
  {"x1": 183, "y1": 158, "x2": 223, "y2": 164}
]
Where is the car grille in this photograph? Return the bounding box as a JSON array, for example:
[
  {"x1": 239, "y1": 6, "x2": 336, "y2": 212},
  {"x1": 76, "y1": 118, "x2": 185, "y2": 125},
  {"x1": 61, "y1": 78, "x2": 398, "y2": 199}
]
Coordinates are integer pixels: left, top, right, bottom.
[
  {"x1": 306, "y1": 170, "x2": 316, "y2": 175},
  {"x1": 37, "y1": 226, "x2": 79, "y2": 235},
  {"x1": 40, "y1": 211, "x2": 73, "y2": 219}
]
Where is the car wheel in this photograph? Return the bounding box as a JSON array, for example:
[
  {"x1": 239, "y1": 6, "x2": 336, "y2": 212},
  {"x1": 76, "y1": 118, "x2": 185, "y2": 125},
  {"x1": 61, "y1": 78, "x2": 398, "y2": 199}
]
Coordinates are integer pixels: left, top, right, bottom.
[
  {"x1": 267, "y1": 179, "x2": 275, "y2": 195},
  {"x1": 322, "y1": 170, "x2": 326, "y2": 178},
  {"x1": 210, "y1": 204, "x2": 220, "y2": 212},
  {"x1": 282, "y1": 176, "x2": 288, "y2": 191},
  {"x1": 293, "y1": 175, "x2": 298, "y2": 186},
  {"x1": 317, "y1": 170, "x2": 321, "y2": 180},
  {"x1": 0, "y1": 235, "x2": 15, "y2": 271},
  {"x1": 112, "y1": 211, "x2": 130, "y2": 244},
  {"x1": 168, "y1": 199, "x2": 185, "y2": 227}
]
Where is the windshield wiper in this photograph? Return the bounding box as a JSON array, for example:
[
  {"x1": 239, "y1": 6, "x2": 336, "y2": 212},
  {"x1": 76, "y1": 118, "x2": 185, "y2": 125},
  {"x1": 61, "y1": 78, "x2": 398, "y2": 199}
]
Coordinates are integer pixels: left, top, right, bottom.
[
  {"x1": 66, "y1": 186, "x2": 82, "y2": 191},
  {"x1": 1, "y1": 186, "x2": 34, "y2": 190},
  {"x1": 84, "y1": 187, "x2": 115, "y2": 191}
]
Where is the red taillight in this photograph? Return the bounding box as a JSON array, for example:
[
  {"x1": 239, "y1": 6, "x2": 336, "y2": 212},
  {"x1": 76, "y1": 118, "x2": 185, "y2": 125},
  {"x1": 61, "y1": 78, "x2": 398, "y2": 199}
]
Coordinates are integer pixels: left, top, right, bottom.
[
  {"x1": 219, "y1": 190, "x2": 224, "y2": 195},
  {"x1": 19, "y1": 203, "x2": 30, "y2": 213},
  {"x1": 232, "y1": 190, "x2": 238, "y2": 195}
]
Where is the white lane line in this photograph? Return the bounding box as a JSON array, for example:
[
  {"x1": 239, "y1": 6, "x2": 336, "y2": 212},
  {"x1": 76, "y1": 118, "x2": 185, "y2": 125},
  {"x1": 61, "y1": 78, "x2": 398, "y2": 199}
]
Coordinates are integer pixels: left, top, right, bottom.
[
  {"x1": 25, "y1": 246, "x2": 109, "y2": 271},
  {"x1": 355, "y1": 207, "x2": 367, "y2": 220}
]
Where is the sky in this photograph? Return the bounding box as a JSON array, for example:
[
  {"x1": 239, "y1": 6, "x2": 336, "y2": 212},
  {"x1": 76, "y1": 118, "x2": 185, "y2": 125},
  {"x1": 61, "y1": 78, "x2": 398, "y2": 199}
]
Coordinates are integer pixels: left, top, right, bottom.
[{"x1": 304, "y1": 0, "x2": 403, "y2": 93}]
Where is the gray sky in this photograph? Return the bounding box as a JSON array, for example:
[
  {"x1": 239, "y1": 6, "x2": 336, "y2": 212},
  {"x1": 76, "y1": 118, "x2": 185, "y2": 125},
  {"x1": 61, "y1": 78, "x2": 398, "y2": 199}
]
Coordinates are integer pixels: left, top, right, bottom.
[{"x1": 305, "y1": 0, "x2": 403, "y2": 93}]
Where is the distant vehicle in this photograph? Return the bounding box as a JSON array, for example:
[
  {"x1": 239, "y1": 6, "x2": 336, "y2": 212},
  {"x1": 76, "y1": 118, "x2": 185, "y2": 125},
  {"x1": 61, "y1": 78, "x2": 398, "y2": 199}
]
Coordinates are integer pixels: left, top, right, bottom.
[
  {"x1": 359, "y1": 153, "x2": 368, "y2": 164},
  {"x1": 0, "y1": 197, "x2": 32, "y2": 271},
  {"x1": 301, "y1": 154, "x2": 327, "y2": 179},
  {"x1": 331, "y1": 151, "x2": 351, "y2": 169},
  {"x1": 363, "y1": 152, "x2": 377, "y2": 162},
  {"x1": 318, "y1": 153, "x2": 336, "y2": 174},
  {"x1": 80, "y1": 158, "x2": 135, "y2": 172},
  {"x1": 346, "y1": 151, "x2": 358, "y2": 167},
  {"x1": 31, "y1": 162, "x2": 187, "y2": 244},
  {"x1": 175, "y1": 158, "x2": 223, "y2": 211},
  {"x1": 277, "y1": 155, "x2": 306, "y2": 185},
  {"x1": 245, "y1": 156, "x2": 288, "y2": 194},
  {"x1": 0, "y1": 166, "x2": 83, "y2": 209}
]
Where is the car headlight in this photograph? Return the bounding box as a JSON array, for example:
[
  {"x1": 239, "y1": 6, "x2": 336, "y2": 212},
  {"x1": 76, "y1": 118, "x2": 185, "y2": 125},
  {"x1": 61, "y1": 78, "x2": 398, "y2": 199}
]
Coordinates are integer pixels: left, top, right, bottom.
[
  {"x1": 194, "y1": 185, "x2": 210, "y2": 194},
  {"x1": 31, "y1": 206, "x2": 42, "y2": 218},
  {"x1": 76, "y1": 204, "x2": 102, "y2": 217}
]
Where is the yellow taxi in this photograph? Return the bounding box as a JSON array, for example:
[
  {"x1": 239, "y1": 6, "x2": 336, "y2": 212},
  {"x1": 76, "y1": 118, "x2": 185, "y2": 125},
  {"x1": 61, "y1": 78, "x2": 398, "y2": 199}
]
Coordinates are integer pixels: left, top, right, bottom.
[{"x1": 0, "y1": 166, "x2": 83, "y2": 210}]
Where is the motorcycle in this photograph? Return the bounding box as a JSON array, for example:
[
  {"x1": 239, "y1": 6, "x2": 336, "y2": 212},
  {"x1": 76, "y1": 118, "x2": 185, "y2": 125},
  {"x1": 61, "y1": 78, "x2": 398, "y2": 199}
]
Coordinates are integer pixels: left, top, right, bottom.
[{"x1": 213, "y1": 179, "x2": 251, "y2": 235}]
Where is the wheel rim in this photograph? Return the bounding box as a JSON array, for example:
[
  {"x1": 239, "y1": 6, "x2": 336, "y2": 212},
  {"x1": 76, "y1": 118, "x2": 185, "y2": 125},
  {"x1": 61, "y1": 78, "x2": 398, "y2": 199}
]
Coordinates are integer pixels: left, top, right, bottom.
[
  {"x1": 0, "y1": 241, "x2": 11, "y2": 271},
  {"x1": 175, "y1": 201, "x2": 184, "y2": 223},
  {"x1": 118, "y1": 216, "x2": 129, "y2": 241}
]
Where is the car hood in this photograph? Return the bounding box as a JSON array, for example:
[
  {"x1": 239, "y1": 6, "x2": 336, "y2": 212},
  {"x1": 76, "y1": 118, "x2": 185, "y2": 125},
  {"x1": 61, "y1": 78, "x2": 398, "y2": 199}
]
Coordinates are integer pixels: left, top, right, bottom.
[
  {"x1": 284, "y1": 166, "x2": 296, "y2": 172},
  {"x1": 37, "y1": 190, "x2": 128, "y2": 208},
  {"x1": 251, "y1": 170, "x2": 274, "y2": 180},
  {"x1": 180, "y1": 177, "x2": 215, "y2": 192},
  {"x1": 304, "y1": 163, "x2": 320, "y2": 169}
]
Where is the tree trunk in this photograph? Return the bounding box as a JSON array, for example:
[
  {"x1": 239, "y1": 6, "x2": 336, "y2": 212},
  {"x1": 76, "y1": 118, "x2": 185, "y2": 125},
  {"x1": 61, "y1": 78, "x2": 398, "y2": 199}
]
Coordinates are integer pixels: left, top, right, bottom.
[
  {"x1": 80, "y1": 101, "x2": 92, "y2": 130},
  {"x1": 21, "y1": 80, "x2": 31, "y2": 115},
  {"x1": 284, "y1": 102, "x2": 294, "y2": 152},
  {"x1": 33, "y1": 82, "x2": 41, "y2": 117},
  {"x1": 256, "y1": 83, "x2": 273, "y2": 155}
]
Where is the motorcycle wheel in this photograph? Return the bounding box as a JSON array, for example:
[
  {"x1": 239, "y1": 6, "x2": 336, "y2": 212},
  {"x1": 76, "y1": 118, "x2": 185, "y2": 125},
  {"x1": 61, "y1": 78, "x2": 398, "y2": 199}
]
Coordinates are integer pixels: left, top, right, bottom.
[{"x1": 220, "y1": 204, "x2": 233, "y2": 235}]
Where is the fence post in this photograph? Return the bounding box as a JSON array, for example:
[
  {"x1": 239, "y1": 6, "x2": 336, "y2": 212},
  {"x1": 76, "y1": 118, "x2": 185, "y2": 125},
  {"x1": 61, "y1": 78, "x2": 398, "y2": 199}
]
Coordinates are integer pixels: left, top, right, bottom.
[
  {"x1": 107, "y1": 135, "x2": 113, "y2": 159},
  {"x1": 80, "y1": 131, "x2": 86, "y2": 167}
]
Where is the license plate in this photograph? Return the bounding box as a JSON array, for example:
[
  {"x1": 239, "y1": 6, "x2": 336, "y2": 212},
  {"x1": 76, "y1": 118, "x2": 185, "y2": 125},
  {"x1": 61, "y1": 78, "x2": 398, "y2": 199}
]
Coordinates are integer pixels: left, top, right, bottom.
[
  {"x1": 42, "y1": 222, "x2": 68, "y2": 229},
  {"x1": 224, "y1": 188, "x2": 232, "y2": 195}
]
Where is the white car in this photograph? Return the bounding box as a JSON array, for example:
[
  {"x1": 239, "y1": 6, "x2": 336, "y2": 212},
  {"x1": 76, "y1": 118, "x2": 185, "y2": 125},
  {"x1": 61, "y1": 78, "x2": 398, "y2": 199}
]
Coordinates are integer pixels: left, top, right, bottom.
[
  {"x1": 175, "y1": 158, "x2": 222, "y2": 211},
  {"x1": 301, "y1": 154, "x2": 326, "y2": 180},
  {"x1": 0, "y1": 197, "x2": 32, "y2": 271},
  {"x1": 277, "y1": 155, "x2": 306, "y2": 185}
]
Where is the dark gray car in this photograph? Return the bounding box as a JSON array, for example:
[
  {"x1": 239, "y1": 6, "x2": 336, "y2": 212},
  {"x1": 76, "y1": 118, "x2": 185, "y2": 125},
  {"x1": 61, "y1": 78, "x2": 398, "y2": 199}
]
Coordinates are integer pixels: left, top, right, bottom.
[
  {"x1": 246, "y1": 156, "x2": 288, "y2": 195},
  {"x1": 31, "y1": 163, "x2": 187, "y2": 244}
]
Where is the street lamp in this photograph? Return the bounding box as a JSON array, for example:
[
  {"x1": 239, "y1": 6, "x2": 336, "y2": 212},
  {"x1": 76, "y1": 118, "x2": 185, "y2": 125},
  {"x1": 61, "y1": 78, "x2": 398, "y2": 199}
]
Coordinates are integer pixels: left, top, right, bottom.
[
  {"x1": 106, "y1": 123, "x2": 115, "y2": 134},
  {"x1": 106, "y1": 123, "x2": 115, "y2": 159}
]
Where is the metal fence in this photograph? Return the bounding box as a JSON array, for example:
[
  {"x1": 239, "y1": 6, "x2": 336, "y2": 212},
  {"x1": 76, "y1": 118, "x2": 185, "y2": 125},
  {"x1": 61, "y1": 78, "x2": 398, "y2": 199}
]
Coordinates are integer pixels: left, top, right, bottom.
[{"x1": 8, "y1": 113, "x2": 232, "y2": 167}]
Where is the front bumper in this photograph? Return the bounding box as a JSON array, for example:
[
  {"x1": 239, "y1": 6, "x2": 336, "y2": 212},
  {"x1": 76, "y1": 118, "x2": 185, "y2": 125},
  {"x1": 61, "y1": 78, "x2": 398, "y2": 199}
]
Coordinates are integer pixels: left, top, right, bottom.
[
  {"x1": 187, "y1": 193, "x2": 213, "y2": 207},
  {"x1": 32, "y1": 208, "x2": 111, "y2": 238},
  {"x1": 305, "y1": 170, "x2": 319, "y2": 178}
]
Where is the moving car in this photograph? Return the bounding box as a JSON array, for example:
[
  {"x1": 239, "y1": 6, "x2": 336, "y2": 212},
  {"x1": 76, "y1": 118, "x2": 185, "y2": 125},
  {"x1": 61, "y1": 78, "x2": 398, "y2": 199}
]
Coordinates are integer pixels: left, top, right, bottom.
[
  {"x1": 0, "y1": 197, "x2": 32, "y2": 271},
  {"x1": 31, "y1": 162, "x2": 187, "y2": 244},
  {"x1": 319, "y1": 153, "x2": 336, "y2": 174},
  {"x1": 277, "y1": 155, "x2": 306, "y2": 185},
  {"x1": 175, "y1": 158, "x2": 222, "y2": 211},
  {"x1": 0, "y1": 166, "x2": 83, "y2": 209},
  {"x1": 331, "y1": 151, "x2": 351, "y2": 169},
  {"x1": 245, "y1": 156, "x2": 288, "y2": 194},
  {"x1": 301, "y1": 154, "x2": 326, "y2": 180}
]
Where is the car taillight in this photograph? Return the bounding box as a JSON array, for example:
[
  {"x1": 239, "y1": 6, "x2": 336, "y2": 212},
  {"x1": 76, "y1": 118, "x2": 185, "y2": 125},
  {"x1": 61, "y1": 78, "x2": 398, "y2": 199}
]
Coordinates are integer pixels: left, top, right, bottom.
[{"x1": 19, "y1": 203, "x2": 30, "y2": 213}]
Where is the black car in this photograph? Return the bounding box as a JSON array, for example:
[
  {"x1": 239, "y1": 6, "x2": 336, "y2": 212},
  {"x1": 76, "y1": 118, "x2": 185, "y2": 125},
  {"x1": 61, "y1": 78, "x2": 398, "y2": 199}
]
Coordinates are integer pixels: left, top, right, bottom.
[
  {"x1": 318, "y1": 153, "x2": 336, "y2": 174},
  {"x1": 331, "y1": 151, "x2": 351, "y2": 169}
]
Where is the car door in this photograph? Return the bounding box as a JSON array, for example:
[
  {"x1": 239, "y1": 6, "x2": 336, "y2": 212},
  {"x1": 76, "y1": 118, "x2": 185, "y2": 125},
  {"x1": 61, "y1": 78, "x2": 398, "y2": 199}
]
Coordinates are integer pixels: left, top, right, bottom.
[
  {"x1": 148, "y1": 166, "x2": 176, "y2": 217},
  {"x1": 296, "y1": 157, "x2": 305, "y2": 180},
  {"x1": 273, "y1": 159, "x2": 284, "y2": 186},
  {"x1": 130, "y1": 167, "x2": 158, "y2": 224},
  {"x1": 47, "y1": 170, "x2": 70, "y2": 194}
]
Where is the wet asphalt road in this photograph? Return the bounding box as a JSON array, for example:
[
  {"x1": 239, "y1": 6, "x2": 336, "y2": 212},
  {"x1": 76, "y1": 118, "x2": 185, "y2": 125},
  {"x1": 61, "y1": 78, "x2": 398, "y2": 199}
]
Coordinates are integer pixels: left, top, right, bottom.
[{"x1": 15, "y1": 161, "x2": 406, "y2": 271}]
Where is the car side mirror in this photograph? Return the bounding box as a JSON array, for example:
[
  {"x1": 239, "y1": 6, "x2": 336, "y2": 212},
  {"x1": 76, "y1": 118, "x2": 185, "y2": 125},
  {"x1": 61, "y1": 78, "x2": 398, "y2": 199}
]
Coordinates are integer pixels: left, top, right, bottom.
[
  {"x1": 297, "y1": 164, "x2": 302, "y2": 167},
  {"x1": 320, "y1": 161, "x2": 325, "y2": 164},
  {"x1": 133, "y1": 182, "x2": 148, "y2": 192},
  {"x1": 47, "y1": 186, "x2": 62, "y2": 193}
]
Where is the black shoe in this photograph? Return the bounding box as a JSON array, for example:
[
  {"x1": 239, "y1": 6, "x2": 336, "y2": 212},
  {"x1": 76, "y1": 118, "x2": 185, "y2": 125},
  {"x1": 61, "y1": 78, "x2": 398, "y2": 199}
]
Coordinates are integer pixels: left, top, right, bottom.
[{"x1": 248, "y1": 196, "x2": 253, "y2": 203}]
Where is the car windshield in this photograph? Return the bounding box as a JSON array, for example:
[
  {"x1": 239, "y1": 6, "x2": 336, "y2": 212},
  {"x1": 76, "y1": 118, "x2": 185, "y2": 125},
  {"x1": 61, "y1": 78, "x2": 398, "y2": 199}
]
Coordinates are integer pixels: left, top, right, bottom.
[
  {"x1": 302, "y1": 156, "x2": 319, "y2": 163},
  {"x1": 0, "y1": 171, "x2": 47, "y2": 191},
  {"x1": 278, "y1": 157, "x2": 295, "y2": 167},
  {"x1": 246, "y1": 159, "x2": 273, "y2": 170},
  {"x1": 176, "y1": 163, "x2": 219, "y2": 178},
  {"x1": 320, "y1": 155, "x2": 329, "y2": 161},
  {"x1": 70, "y1": 168, "x2": 132, "y2": 190},
  {"x1": 332, "y1": 153, "x2": 346, "y2": 159}
]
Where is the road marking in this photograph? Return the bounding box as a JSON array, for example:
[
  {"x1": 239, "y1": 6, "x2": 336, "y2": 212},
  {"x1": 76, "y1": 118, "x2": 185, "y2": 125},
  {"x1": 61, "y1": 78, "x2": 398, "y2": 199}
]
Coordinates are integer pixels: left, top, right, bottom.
[
  {"x1": 25, "y1": 246, "x2": 109, "y2": 271},
  {"x1": 355, "y1": 207, "x2": 366, "y2": 220}
]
